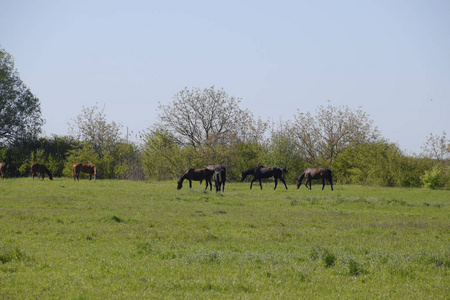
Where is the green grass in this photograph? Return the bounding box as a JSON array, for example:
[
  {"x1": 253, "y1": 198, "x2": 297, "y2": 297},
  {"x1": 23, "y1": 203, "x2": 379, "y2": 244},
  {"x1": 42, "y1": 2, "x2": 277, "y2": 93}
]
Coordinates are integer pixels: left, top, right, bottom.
[{"x1": 0, "y1": 178, "x2": 449, "y2": 299}]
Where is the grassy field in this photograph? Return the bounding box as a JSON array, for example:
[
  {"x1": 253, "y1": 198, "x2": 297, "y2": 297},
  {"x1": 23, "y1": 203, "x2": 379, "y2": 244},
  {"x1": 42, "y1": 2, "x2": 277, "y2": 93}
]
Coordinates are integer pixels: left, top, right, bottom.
[{"x1": 0, "y1": 178, "x2": 449, "y2": 299}]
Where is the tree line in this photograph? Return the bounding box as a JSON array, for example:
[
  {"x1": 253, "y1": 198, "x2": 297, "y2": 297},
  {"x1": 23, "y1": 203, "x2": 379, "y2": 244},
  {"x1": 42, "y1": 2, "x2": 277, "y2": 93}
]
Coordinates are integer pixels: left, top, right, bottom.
[{"x1": 1, "y1": 47, "x2": 449, "y2": 188}]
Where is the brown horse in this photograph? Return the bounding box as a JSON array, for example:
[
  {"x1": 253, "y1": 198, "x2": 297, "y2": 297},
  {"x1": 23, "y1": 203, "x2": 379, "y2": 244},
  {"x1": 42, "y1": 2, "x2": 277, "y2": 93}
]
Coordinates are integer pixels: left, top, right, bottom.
[
  {"x1": 31, "y1": 163, "x2": 53, "y2": 180},
  {"x1": 72, "y1": 163, "x2": 97, "y2": 181},
  {"x1": 240, "y1": 166, "x2": 288, "y2": 190},
  {"x1": 296, "y1": 168, "x2": 333, "y2": 191},
  {"x1": 0, "y1": 162, "x2": 5, "y2": 180},
  {"x1": 177, "y1": 167, "x2": 215, "y2": 190},
  {"x1": 213, "y1": 165, "x2": 227, "y2": 193}
]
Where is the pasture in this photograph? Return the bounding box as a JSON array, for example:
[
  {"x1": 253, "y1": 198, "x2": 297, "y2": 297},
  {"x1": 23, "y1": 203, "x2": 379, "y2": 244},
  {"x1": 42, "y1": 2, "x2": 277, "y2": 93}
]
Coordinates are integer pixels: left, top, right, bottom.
[{"x1": 0, "y1": 178, "x2": 448, "y2": 299}]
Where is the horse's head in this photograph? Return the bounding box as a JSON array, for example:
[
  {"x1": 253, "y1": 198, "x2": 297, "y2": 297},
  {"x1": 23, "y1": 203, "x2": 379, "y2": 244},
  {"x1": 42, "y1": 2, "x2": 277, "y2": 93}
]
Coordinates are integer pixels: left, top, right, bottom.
[
  {"x1": 49, "y1": 173, "x2": 54, "y2": 180},
  {"x1": 177, "y1": 180, "x2": 183, "y2": 190},
  {"x1": 296, "y1": 172, "x2": 305, "y2": 189}
]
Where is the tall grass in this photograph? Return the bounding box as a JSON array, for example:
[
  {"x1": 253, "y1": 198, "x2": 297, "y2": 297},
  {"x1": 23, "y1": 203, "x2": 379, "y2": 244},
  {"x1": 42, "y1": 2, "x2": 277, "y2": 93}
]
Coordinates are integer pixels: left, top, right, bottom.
[{"x1": 0, "y1": 179, "x2": 448, "y2": 298}]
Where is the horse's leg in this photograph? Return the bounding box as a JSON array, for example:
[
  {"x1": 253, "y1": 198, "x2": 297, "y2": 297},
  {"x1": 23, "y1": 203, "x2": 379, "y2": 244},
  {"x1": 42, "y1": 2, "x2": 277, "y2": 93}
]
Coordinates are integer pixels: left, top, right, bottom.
[
  {"x1": 322, "y1": 178, "x2": 325, "y2": 190},
  {"x1": 250, "y1": 178, "x2": 256, "y2": 189},
  {"x1": 280, "y1": 177, "x2": 288, "y2": 190},
  {"x1": 209, "y1": 179, "x2": 212, "y2": 191},
  {"x1": 274, "y1": 177, "x2": 278, "y2": 190},
  {"x1": 259, "y1": 178, "x2": 263, "y2": 190},
  {"x1": 189, "y1": 180, "x2": 192, "y2": 189},
  {"x1": 222, "y1": 181, "x2": 225, "y2": 192},
  {"x1": 329, "y1": 177, "x2": 333, "y2": 191}
]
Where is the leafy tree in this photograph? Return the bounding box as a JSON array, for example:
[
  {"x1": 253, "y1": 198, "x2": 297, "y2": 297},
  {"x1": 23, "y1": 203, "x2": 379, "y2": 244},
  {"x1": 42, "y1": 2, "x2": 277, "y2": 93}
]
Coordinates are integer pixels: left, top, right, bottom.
[
  {"x1": 292, "y1": 103, "x2": 380, "y2": 166},
  {"x1": 333, "y1": 141, "x2": 432, "y2": 187},
  {"x1": 157, "y1": 86, "x2": 267, "y2": 149},
  {"x1": 142, "y1": 128, "x2": 185, "y2": 180},
  {"x1": 0, "y1": 47, "x2": 44, "y2": 146}
]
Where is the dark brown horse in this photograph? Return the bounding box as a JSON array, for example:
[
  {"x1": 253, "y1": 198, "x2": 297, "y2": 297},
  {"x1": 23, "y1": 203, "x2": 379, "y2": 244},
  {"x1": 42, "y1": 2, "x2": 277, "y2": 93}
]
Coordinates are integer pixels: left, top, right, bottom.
[
  {"x1": 0, "y1": 162, "x2": 5, "y2": 180},
  {"x1": 177, "y1": 167, "x2": 215, "y2": 190},
  {"x1": 213, "y1": 165, "x2": 227, "y2": 193},
  {"x1": 240, "y1": 166, "x2": 288, "y2": 190},
  {"x1": 31, "y1": 163, "x2": 53, "y2": 180},
  {"x1": 296, "y1": 168, "x2": 333, "y2": 191},
  {"x1": 72, "y1": 163, "x2": 97, "y2": 181}
]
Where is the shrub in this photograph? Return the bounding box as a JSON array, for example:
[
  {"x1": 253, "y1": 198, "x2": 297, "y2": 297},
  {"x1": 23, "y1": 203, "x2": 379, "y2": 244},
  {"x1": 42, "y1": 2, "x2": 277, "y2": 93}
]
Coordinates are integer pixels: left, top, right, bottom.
[{"x1": 422, "y1": 164, "x2": 448, "y2": 189}]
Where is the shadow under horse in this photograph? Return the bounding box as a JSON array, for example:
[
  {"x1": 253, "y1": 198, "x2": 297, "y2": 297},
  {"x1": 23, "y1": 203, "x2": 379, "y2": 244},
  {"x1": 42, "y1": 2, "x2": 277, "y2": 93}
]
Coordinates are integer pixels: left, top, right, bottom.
[
  {"x1": 31, "y1": 163, "x2": 53, "y2": 180},
  {"x1": 177, "y1": 167, "x2": 215, "y2": 190},
  {"x1": 240, "y1": 166, "x2": 288, "y2": 190},
  {"x1": 296, "y1": 168, "x2": 333, "y2": 191}
]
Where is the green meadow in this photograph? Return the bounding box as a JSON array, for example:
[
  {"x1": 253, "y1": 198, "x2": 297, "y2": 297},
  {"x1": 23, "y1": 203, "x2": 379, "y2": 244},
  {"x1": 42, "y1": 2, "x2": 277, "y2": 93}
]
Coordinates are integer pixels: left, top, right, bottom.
[{"x1": 0, "y1": 178, "x2": 448, "y2": 299}]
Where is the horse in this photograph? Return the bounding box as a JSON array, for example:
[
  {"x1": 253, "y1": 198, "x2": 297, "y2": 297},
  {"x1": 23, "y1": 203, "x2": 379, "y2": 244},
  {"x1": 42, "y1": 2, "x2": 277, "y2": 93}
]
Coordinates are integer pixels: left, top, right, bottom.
[
  {"x1": 72, "y1": 163, "x2": 97, "y2": 181},
  {"x1": 240, "y1": 166, "x2": 288, "y2": 190},
  {"x1": 213, "y1": 165, "x2": 227, "y2": 193},
  {"x1": 177, "y1": 167, "x2": 215, "y2": 190},
  {"x1": 296, "y1": 168, "x2": 333, "y2": 191},
  {"x1": 31, "y1": 163, "x2": 53, "y2": 180},
  {"x1": 0, "y1": 162, "x2": 5, "y2": 180}
]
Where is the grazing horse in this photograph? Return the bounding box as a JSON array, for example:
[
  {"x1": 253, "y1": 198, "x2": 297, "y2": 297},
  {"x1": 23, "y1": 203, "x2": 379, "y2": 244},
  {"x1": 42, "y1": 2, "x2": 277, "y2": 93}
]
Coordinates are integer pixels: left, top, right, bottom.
[
  {"x1": 213, "y1": 165, "x2": 227, "y2": 193},
  {"x1": 31, "y1": 163, "x2": 53, "y2": 180},
  {"x1": 177, "y1": 167, "x2": 215, "y2": 190},
  {"x1": 72, "y1": 163, "x2": 97, "y2": 181},
  {"x1": 0, "y1": 162, "x2": 5, "y2": 180},
  {"x1": 240, "y1": 166, "x2": 288, "y2": 190},
  {"x1": 296, "y1": 168, "x2": 333, "y2": 191}
]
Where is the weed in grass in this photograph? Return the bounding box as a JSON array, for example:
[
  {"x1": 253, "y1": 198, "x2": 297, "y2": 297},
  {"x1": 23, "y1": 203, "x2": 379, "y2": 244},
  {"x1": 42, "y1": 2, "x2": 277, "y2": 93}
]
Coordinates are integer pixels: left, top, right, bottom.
[
  {"x1": 323, "y1": 252, "x2": 336, "y2": 268},
  {"x1": 0, "y1": 244, "x2": 25, "y2": 264},
  {"x1": 348, "y1": 259, "x2": 365, "y2": 276}
]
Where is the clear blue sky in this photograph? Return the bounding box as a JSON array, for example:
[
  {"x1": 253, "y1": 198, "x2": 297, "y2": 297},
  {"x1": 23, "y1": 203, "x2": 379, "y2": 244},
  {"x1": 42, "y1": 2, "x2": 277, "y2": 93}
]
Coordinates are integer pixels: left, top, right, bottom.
[{"x1": 1, "y1": 0, "x2": 449, "y2": 154}]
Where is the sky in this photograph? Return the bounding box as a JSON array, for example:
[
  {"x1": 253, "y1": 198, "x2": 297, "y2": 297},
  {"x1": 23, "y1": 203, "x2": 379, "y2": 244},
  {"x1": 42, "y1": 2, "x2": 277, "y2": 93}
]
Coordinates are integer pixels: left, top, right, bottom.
[{"x1": 1, "y1": 0, "x2": 449, "y2": 154}]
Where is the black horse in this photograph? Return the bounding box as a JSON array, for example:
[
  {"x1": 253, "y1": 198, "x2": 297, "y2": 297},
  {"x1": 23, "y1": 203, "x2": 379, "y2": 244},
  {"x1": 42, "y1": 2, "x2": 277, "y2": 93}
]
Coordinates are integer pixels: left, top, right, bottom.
[
  {"x1": 240, "y1": 166, "x2": 288, "y2": 190},
  {"x1": 213, "y1": 165, "x2": 227, "y2": 193},
  {"x1": 177, "y1": 167, "x2": 215, "y2": 190},
  {"x1": 296, "y1": 168, "x2": 333, "y2": 191}
]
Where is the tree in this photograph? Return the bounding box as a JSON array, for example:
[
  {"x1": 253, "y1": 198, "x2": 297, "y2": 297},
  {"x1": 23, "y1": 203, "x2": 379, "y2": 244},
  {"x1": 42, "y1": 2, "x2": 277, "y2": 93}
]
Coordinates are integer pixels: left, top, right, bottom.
[
  {"x1": 157, "y1": 86, "x2": 266, "y2": 149},
  {"x1": 68, "y1": 104, "x2": 131, "y2": 179},
  {"x1": 292, "y1": 103, "x2": 380, "y2": 166},
  {"x1": 0, "y1": 47, "x2": 44, "y2": 146},
  {"x1": 68, "y1": 103, "x2": 122, "y2": 158},
  {"x1": 421, "y1": 131, "x2": 449, "y2": 162},
  {"x1": 262, "y1": 122, "x2": 304, "y2": 182}
]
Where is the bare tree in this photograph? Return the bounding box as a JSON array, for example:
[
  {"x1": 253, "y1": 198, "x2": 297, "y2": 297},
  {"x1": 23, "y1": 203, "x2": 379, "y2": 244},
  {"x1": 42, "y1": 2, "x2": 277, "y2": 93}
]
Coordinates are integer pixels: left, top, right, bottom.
[
  {"x1": 292, "y1": 103, "x2": 380, "y2": 165},
  {"x1": 68, "y1": 104, "x2": 122, "y2": 157},
  {"x1": 422, "y1": 131, "x2": 449, "y2": 161},
  {"x1": 157, "y1": 86, "x2": 266, "y2": 148}
]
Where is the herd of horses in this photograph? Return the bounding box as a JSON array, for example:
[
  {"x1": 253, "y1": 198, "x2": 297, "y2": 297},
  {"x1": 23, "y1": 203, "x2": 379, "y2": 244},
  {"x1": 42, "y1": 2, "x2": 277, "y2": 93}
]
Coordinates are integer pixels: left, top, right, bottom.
[
  {"x1": 177, "y1": 165, "x2": 333, "y2": 192},
  {"x1": 1, "y1": 161, "x2": 333, "y2": 191},
  {"x1": 0, "y1": 162, "x2": 97, "y2": 181}
]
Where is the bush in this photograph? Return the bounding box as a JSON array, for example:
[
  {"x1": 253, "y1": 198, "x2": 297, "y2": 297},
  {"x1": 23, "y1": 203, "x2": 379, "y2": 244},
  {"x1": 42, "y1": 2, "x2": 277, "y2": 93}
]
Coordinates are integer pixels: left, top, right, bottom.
[{"x1": 422, "y1": 164, "x2": 448, "y2": 189}]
